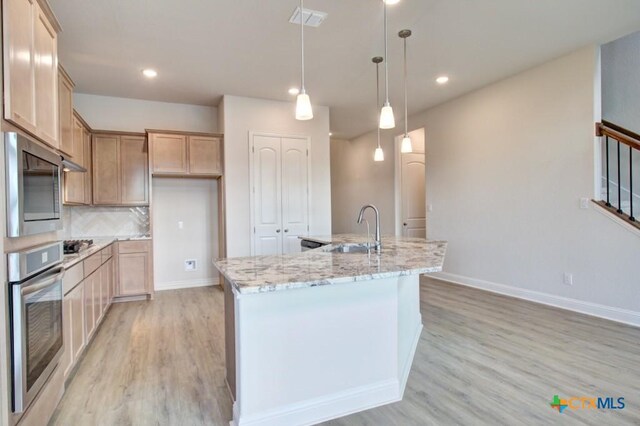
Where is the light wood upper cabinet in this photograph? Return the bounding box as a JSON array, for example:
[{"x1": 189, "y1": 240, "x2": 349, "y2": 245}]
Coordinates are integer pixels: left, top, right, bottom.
[
  {"x1": 58, "y1": 66, "x2": 74, "y2": 156},
  {"x1": 120, "y1": 136, "x2": 149, "y2": 204},
  {"x1": 150, "y1": 133, "x2": 188, "y2": 174},
  {"x1": 3, "y1": 0, "x2": 61, "y2": 148},
  {"x1": 93, "y1": 133, "x2": 149, "y2": 206},
  {"x1": 3, "y1": 0, "x2": 37, "y2": 133},
  {"x1": 189, "y1": 135, "x2": 222, "y2": 175},
  {"x1": 149, "y1": 131, "x2": 223, "y2": 177},
  {"x1": 63, "y1": 114, "x2": 91, "y2": 205},
  {"x1": 33, "y1": 2, "x2": 58, "y2": 147}
]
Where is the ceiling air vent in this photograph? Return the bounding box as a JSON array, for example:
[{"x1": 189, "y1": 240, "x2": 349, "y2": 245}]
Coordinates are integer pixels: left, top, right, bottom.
[{"x1": 289, "y1": 7, "x2": 327, "y2": 28}]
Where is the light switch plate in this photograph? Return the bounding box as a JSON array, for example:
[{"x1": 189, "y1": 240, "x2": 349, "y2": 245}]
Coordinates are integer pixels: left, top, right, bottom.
[{"x1": 579, "y1": 198, "x2": 590, "y2": 209}]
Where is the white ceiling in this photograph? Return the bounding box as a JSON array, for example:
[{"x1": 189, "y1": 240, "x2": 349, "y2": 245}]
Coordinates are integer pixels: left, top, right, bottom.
[{"x1": 50, "y1": 0, "x2": 640, "y2": 139}]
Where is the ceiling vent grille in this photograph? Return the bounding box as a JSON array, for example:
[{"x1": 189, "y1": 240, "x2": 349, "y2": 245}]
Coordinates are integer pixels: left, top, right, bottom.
[{"x1": 289, "y1": 7, "x2": 327, "y2": 28}]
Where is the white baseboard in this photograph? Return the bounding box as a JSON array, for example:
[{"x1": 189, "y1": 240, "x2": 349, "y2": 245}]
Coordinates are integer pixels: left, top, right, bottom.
[
  {"x1": 231, "y1": 379, "x2": 401, "y2": 426},
  {"x1": 431, "y1": 272, "x2": 640, "y2": 327},
  {"x1": 154, "y1": 278, "x2": 219, "y2": 292},
  {"x1": 399, "y1": 321, "x2": 423, "y2": 394}
]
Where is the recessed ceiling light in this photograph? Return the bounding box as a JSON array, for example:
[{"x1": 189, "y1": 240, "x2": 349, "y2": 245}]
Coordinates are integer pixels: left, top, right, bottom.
[
  {"x1": 436, "y1": 76, "x2": 449, "y2": 84},
  {"x1": 288, "y1": 87, "x2": 300, "y2": 95},
  {"x1": 142, "y1": 69, "x2": 158, "y2": 78},
  {"x1": 383, "y1": 0, "x2": 400, "y2": 4}
]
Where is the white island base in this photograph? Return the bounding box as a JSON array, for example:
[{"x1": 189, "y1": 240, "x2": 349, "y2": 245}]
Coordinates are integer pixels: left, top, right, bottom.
[{"x1": 226, "y1": 274, "x2": 423, "y2": 426}]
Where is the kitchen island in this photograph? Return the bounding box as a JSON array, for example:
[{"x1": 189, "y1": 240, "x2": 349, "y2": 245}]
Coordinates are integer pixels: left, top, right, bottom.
[{"x1": 214, "y1": 235, "x2": 447, "y2": 426}]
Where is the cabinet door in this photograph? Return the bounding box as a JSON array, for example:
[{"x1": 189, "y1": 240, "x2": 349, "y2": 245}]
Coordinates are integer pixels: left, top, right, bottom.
[
  {"x1": 83, "y1": 128, "x2": 93, "y2": 204},
  {"x1": 58, "y1": 67, "x2": 74, "y2": 156},
  {"x1": 252, "y1": 136, "x2": 282, "y2": 255},
  {"x1": 106, "y1": 258, "x2": 113, "y2": 305},
  {"x1": 33, "y1": 2, "x2": 58, "y2": 148},
  {"x1": 100, "y1": 262, "x2": 110, "y2": 316},
  {"x1": 93, "y1": 269, "x2": 102, "y2": 325},
  {"x1": 93, "y1": 135, "x2": 121, "y2": 205},
  {"x1": 63, "y1": 118, "x2": 86, "y2": 204},
  {"x1": 62, "y1": 293, "x2": 73, "y2": 377},
  {"x1": 118, "y1": 252, "x2": 149, "y2": 296},
  {"x1": 84, "y1": 274, "x2": 95, "y2": 338},
  {"x1": 120, "y1": 136, "x2": 149, "y2": 205},
  {"x1": 188, "y1": 136, "x2": 222, "y2": 175},
  {"x1": 3, "y1": 0, "x2": 37, "y2": 132},
  {"x1": 70, "y1": 284, "x2": 85, "y2": 367},
  {"x1": 150, "y1": 133, "x2": 188, "y2": 174},
  {"x1": 281, "y1": 138, "x2": 309, "y2": 254}
]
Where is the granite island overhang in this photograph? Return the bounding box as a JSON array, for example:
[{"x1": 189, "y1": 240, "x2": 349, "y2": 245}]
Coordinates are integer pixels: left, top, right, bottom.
[{"x1": 214, "y1": 235, "x2": 447, "y2": 426}]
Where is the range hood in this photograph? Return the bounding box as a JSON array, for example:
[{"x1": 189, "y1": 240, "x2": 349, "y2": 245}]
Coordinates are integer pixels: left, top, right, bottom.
[{"x1": 60, "y1": 155, "x2": 87, "y2": 173}]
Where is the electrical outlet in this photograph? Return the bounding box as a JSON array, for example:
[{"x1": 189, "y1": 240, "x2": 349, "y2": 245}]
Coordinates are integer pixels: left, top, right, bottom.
[
  {"x1": 41, "y1": 252, "x2": 48, "y2": 264},
  {"x1": 563, "y1": 273, "x2": 573, "y2": 286},
  {"x1": 427, "y1": 204, "x2": 433, "y2": 212},
  {"x1": 185, "y1": 259, "x2": 197, "y2": 272},
  {"x1": 178, "y1": 221, "x2": 184, "y2": 229},
  {"x1": 580, "y1": 198, "x2": 590, "y2": 209}
]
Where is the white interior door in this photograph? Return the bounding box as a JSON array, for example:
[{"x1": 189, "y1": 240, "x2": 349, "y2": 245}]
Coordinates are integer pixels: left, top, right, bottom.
[
  {"x1": 401, "y1": 153, "x2": 426, "y2": 238},
  {"x1": 253, "y1": 136, "x2": 282, "y2": 255},
  {"x1": 281, "y1": 137, "x2": 309, "y2": 254}
]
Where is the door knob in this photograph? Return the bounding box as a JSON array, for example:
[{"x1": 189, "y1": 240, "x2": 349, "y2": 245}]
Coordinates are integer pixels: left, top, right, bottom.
[
  {"x1": 276, "y1": 229, "x2": 281, "y2": 233},
  {"x1": 403, "y1": 223, "x2": 408, "y2": 226},
  {"x1": 284, "y1": 229, "x2": 289, "y2": 233}
]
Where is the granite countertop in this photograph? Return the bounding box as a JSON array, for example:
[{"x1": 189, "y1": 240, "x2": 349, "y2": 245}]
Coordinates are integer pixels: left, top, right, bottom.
[
  {"x1": 214, "y1": 234, "x2": 447, "y2": 295},
  {"x1": 61, "y1": 235, "x2": 152, "y2": 269}
]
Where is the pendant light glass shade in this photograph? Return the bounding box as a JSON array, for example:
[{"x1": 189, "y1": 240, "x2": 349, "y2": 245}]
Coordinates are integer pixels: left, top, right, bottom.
[
  {"x1": 400, "y1": 136, "x2": 412, "y2": 153},
  {"x1": 295, "y1": 0, "x2": 313, "y2": 121},
  {"x1": 296, "y1": 91, "x2": 313, "y2": 120},
  {"x1": 379, "y1": 102, "x2": 395, "y2": 129},
  {"x1": 374, "y1": 146, "x2": 385, "y2": 162}
]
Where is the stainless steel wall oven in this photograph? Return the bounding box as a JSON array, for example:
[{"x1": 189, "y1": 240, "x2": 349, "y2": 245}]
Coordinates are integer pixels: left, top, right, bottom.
[{"x1": 7, "y1": 242, "x2": 65, "y2": 414}]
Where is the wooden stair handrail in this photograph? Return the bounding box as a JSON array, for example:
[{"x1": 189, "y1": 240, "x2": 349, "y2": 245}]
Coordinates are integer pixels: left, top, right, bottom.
[{"x1": 596, "y1": 121, "x2": 640, "y2": 151}]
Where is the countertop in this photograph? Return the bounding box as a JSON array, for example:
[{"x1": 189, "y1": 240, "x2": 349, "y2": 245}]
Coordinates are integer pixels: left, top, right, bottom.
[
  {"x1": 61, "y1": 235, "x2": 152, "y2": 269},
  {"x1": 214, "y1": 234, "x2": 447, "y2": 295}
]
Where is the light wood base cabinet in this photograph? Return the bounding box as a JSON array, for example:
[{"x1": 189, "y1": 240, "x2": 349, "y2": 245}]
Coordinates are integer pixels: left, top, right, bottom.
[
  {"x1": 116, "y1": 240, "x2": 153, "y2": 298},
  {"x1": 62, "y1": 243, "x2": 114, "y2": 381}
]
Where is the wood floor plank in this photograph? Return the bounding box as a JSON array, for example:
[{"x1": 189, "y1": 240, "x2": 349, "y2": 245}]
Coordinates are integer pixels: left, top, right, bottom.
[{"x1": 51, "y1": 278, "x2": 640, "y2": 426}]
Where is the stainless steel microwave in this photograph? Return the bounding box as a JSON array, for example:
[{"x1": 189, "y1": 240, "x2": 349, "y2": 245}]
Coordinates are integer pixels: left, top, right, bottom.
[{"x1": 4, "y1": 132, "x2": 63, "y2": 237}]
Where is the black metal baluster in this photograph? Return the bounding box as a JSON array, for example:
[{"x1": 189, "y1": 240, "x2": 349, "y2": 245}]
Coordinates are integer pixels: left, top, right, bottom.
[
  {"x1": 605, "y1": 136, "x2": 611, "y2": 207},
  {"x1": 630, "y1": 146, "x2": 635, "y2": 222},
  {"x1": 617, "y1": 141, "x2": 623, "y2": 214}
]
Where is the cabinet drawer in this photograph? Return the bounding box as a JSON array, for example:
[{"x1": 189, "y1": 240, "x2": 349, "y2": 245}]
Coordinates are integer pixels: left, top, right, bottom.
[
  {"x1": 83, "y1": 252, "x2": 102, "y2": 277},
  {"x1": 63, "y1": 262, "x2": 84, "y2": 294},
  {"x1": 118, "y1": 240, "x2": 151, "y2": 254},
  {"x1": 101, "y1": 244, "x2": 113, "y2": 262}
]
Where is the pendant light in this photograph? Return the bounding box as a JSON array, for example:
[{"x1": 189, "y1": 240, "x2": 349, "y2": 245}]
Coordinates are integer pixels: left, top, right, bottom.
[
  {"x1": 295, "y1": 0, "x2": 313, "y2": 120},
  {"x1": 399, "y1": 29, "x2": 412, "y2": 153},
  {"x1": 379, "y1": 0, "x2": 395, "y2": 129},
  {"x1": 373, "y1": 56, "x2": 385, "y2": 162}
]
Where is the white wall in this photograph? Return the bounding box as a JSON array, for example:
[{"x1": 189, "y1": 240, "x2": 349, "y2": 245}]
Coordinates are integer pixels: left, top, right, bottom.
[
  {"x1": 330, "y1": 135, "x2": 396, "y2": 235},
  {"x1": 332, "y1": 46, "x2": 640, "y2": 325},
  {"x1": 152, "y1": 178, "x2": 219, "y2": 290},
  {"x1": 221, "y1": 95, "x2": 332, "y2": 257},
  {"x1": 73, "y1": 93, "x2": 218, "y2": 133},
  {"x1": 602, "y1": 31, "x2": 640, "y2": 134}
]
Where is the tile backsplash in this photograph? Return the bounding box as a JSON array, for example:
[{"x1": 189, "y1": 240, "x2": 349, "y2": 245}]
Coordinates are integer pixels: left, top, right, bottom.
[{"x1": 65, "y1": 206, "x2": 150, "y2": 238}]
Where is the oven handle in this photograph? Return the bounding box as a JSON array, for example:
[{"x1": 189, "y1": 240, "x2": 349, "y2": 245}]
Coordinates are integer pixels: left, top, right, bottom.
[{"x1": 20, "y1": 266, "x2": 65, "y2": 296}]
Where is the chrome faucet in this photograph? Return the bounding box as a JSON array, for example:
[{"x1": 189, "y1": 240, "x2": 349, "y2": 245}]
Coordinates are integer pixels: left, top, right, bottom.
[{"x1": 357, "y1": 204, "x2": 381, "y2": 252}]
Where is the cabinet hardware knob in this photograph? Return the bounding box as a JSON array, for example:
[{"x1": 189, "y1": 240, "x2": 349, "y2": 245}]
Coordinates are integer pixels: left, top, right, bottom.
[
  {"x1": 284, "y1": 229, "x2": 289, "y2": 233},
  {"x1": 276, "y1": 229, "x2": 281, "y2": 233}
]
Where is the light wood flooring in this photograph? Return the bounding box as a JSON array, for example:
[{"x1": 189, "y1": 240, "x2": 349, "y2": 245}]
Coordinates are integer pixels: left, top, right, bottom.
[{"x1": 51, "y1": 278, "x2": 640, "y2": 425}]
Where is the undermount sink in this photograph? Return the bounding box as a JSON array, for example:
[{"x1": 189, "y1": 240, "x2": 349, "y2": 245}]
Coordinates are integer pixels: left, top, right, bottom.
[{"x1": 325, "y1": 244, "x2": 371, "y2": 254}]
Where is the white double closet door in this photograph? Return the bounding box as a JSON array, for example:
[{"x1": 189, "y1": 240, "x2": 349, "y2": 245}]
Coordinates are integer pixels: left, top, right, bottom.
[{"x1": 252, "y1": 134, "x2": 309, "y2": 255}]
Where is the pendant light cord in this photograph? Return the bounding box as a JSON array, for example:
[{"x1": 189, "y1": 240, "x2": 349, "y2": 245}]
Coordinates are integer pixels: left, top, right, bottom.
[
  {"x1": 376, "y1": 61, "x2": 381, "y2": 149},
  {"x1": 300, "y1": 0, "x2": 305, "y2": 93},
  {"x1": 383, "y1": 3, "x2": 389, "y2": 104},
  {"x1": 403, "y1": 36, "x2": 408, "y2": 137}
]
